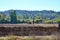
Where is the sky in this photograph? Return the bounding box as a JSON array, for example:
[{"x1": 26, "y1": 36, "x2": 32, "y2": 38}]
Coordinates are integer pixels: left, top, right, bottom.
[{"x1": 0, "y1": 0, "x2": 60, "y2": 11}]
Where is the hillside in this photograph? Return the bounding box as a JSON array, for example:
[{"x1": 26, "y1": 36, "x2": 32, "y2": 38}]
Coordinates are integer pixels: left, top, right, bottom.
[{"x1": 0, "y1": 10, "x2": 60, "y2": 24}]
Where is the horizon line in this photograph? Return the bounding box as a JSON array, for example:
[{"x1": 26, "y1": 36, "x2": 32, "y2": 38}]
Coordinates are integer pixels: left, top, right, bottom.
[{"x1": 0, "y1": 9, "x2": 60, "y2": 12}]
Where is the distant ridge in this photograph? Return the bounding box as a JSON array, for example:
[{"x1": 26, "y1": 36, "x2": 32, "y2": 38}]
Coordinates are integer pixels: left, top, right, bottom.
[
  {"x1": 0, "y1": 10, "x2": 60, "y2": 19},
  {"x1": 0, "y1": 10, "x2": 60, "y2": 24}
]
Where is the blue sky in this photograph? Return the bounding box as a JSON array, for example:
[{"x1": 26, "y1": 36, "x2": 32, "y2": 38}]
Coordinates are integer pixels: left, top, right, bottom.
[{"x1": 0, "y1": 0, "x2": 60, "y2": 11}]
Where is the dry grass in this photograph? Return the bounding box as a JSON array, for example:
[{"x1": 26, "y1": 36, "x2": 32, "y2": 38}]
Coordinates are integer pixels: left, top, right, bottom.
[
  {"x1": 0, "y1": 35, "x2": 60, "y2": 40},
  {"x1": 0, "y1": 24, "x2": 58, "y2": 27}
]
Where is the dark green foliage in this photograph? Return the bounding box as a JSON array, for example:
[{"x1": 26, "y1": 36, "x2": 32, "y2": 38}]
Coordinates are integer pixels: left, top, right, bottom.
[
  {"x1": 0, "y1": 10, "x2": 60, "y2": 24},
  {"x1": 10, "y1": 10, "x2": 17, "y2": 24}
]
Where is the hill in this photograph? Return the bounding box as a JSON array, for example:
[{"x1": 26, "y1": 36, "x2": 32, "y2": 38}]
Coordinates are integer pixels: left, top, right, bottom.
[{"x1": 0, "y1": 10, "x2": 60, "y2": 24}]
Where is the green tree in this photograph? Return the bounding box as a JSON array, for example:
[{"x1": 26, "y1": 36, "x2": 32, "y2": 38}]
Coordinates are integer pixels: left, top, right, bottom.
[
  {"x1": 0, "y1": 13, "x2": 6, "y2": 23},
  {"x1": 23, "y1": 13, "x2": 29, "y2": 19},
  {"x1": 10, "y1": 10, "x2": 17, "y2": 23},
  {"x1": 34, "y1": 15, "x2": 43, "y2": 23},
  {"x1": 5, "y1": 16, "x2": 11, "y2": 22},
  {"x1": 22, "y1": 13, "x2": 30, "y2": 23}
]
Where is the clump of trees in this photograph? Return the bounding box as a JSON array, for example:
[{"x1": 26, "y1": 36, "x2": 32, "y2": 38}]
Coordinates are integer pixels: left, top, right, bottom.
[{"x1": 0, "y1": 10, "x2": 60, "y2": 24}]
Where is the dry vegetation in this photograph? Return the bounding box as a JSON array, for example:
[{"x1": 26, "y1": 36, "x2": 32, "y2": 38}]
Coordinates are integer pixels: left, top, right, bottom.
[
  {"x1": 0, "y1": 35, "x2": 60, "y2": 40},
  {"x1": 0, "y1": 24, "x2": 59, "y2": 40},
  {"x1": 0, "y1": 24, "x2": 58, "y2": 27}
]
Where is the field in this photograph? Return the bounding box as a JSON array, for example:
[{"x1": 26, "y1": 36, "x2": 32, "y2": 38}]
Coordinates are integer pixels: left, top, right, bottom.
[
  {"x1": 0, "y1": 24, "x2": 58, "y2": 27},
  {"x1": 0, "y1": 24, "x2": 59, "y2": 40},
  {"x1": 0, "y1": 35, "x2": 60, "y2": 40}
]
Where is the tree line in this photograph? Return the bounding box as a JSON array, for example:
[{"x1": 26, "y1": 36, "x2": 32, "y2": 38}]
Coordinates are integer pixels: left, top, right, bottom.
[{"x1": 0, "y1": 10, "x2": 60, "y2": 24}]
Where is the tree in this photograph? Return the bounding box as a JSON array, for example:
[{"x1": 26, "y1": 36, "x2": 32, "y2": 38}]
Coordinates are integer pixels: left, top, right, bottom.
[
  {"x1": 5, "y1": 16, "x2": 11, "y2": 23},
  {"x1": 0, "y1": 14, "x2": 2, "y2": 21},
  {"x1": 34, "y1": 15, "x2": 43, "y2": 23},
  {"x1": 44, "y1": 20, "x2": 53, "y2": 24},
  {"x1": 23, "y1": 13, "x2": 29, "y2": 19},
  {"x1": 10, "y1": 10, "x2": 17, "y2": 23},
  {"x1": 0, "y1": 13, "x2": 6, "y2": 23},
  {"x1": 22, "y1": 13, "x2": 29, "y2": 23}
]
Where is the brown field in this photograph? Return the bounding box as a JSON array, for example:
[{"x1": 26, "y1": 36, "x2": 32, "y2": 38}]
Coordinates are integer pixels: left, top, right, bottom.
[
  {"x1": 0, "y1": 24, "x2": 59, "y2": 40},
  {"x1": 0, "y1": 24, "x2": 58, "y2": 27},
  {"x1": 0, "y1": 35, "x2": 60, "y2": 40}
]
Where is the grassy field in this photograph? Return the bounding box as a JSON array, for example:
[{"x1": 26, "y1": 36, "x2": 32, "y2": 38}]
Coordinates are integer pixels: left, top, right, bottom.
[
  {"x1": 0, "y1": 24, "x2": 59, "y2": 40},
  {"x1": 0, "y1": 24, "x2": 58, "y2": 27},
  {"x1": 0, "y1": 35, "x2": 60, "y2": 40}
]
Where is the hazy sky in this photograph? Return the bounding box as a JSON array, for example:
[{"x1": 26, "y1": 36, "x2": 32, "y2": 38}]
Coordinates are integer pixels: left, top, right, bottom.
[{"x1": 0, "y1": 0, "x2": 60, "y2": 11}]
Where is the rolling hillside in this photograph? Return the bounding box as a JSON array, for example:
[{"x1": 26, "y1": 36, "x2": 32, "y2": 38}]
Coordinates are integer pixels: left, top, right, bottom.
[{"x1": 0, "y1": 10, "x2": 60, "y2": 24}]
